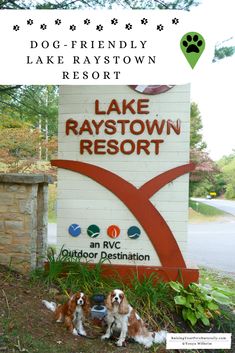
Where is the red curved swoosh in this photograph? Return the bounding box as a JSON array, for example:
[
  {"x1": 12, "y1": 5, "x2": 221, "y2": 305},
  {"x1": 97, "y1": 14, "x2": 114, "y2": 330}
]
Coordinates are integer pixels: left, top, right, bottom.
[
  {"x1": 52, "y1": 160, "x2": 195, "y2": 268},
  {"x1": 139, "y1": 163, "x2": 195, "y2": 198}
]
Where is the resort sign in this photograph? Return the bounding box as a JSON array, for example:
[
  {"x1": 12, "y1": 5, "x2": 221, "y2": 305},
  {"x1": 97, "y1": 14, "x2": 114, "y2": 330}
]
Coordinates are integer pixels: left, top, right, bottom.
[{"x1": 52, "y1": 85, "x2": 198, "y2": 284}]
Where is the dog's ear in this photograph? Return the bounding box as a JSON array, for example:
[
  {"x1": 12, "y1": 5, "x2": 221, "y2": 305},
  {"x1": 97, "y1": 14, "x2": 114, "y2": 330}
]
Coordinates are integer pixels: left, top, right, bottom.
[
  {"x1": 105, "y1": 292, "x2": 113, "y2": 311},
  {"x1": 83, "y1": 295, "x2": 90, "y2": 317},
  {"x1": 118, "y1": 293, "x2": 129, "y2": 315},
  {"x1": 68, "y1": 294, "x2": 76, "y2": 314}
]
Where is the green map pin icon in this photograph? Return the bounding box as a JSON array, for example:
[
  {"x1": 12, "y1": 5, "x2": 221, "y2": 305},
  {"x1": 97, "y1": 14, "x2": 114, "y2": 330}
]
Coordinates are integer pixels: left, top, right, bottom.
[{"x1": 180, "y1": 32, "x2": 205, "y2": 69}]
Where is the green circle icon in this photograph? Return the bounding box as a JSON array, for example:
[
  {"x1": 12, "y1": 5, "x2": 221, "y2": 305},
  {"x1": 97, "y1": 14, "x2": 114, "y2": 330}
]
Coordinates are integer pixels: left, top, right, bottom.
[{"x1": 87, "y1": 224, "x2": 100, "y2": 238}]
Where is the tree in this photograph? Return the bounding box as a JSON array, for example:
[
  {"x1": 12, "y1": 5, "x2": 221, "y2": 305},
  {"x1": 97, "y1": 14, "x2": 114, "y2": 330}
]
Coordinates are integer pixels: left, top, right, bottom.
[
  {"x1": 190, "y1": 102, "x2": 207, "y2": 151},
  {"x1": 0, "y1": 117, "x2": 57, "y2": 173},
  {"x1": 0, "y1": 119, "x2": 41, "y2": 172},
  {"x1": 0, "y1": 84, "x2": 59, "y2": 175},
  {"x1": 218, "y1": 152, "x2": 235, "y2": 199},
  {"x1": 18, "y1": 86, "x2": 58, "y2": 132},
  {"x1": 0, "y1": 0, "x2": 29, "y2": 9},
  {"x1": 213, "y1": 39, "x2": 235, "y2": 63},
  {"x1": 0, "y1": 0, "x2": 199, "y2": 10},
  {"x1": 189, "y1": 103, "x2": 220, "y2": 196},
  {"x1": 0, "y1": 85, "x2": 21, "y2": 93},
  {"x1": 190, "y1": 148, "x2": 219, "y2": 196},
  {"x1": 0, "y1": 86, "x2": 58, "y2": 159}
]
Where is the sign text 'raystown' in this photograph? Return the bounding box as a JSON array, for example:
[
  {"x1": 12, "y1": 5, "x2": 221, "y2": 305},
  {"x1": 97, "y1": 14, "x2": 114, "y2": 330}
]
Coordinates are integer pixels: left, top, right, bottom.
[{"x1": 65, "y1": 98, "x2": 181, "y2": 155}]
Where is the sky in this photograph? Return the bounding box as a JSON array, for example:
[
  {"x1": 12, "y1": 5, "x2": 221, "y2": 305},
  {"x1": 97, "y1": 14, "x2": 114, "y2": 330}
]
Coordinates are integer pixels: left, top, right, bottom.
[{"x1": 190, "y1": 0, "x2": 235, "y2": 161}]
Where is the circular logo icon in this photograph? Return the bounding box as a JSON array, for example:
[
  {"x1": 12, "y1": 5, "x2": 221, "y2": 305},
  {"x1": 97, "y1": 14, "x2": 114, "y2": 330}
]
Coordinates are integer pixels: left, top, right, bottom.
[
  {"x1": 107, "y1": 225, "x2": 120, "y2": 239},
  {"x1": 87, "y1": 224, "x2": 100, "y2": 238},
  {"x1": 128, "y1": 85, "x2": 174, "y2": 95},
  {"x1": 127, "y1": 226, "x2": 141, "y2": 239},
  {"x1": 68, "y1": 224, "x2": 81, "y2": 237}
]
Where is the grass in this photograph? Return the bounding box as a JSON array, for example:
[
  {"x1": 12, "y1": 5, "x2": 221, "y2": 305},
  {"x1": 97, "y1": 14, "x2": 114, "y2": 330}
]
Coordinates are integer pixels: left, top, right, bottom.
[
  {"x1": 0, "y1": 319, "x2": 67, "y2": 353},
  {"x1": 189, "y1": 200, "x2": 230, "y2": 223},
  {"x1": 189, "y1": 200, "x2": 227, "y2": 217}
]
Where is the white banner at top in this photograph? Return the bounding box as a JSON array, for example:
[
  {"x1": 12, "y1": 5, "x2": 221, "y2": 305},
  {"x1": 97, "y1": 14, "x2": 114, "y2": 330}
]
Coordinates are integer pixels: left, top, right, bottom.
[{"x1": 0, "y1": 10, "x2": 215, "y2": 84}]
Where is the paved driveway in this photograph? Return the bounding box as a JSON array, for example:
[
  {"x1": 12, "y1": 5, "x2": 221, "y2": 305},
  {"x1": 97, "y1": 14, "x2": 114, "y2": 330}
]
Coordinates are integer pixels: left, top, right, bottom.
[
  {"x1": 188, "y1": 219, "x2": 235, "y2": 276},
  {"x1": 48, "y1": 223, "x2": 57, "y2": 245}
]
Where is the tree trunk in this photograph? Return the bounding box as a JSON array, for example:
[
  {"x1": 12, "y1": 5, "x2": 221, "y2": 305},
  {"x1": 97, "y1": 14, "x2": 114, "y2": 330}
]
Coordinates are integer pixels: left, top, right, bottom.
[
  {"x1": 39, "y1": 117, "x2": 42, "y2": 160},
  {"x1": 45, "y1": 117, "x2": 48, "y2": 161}
]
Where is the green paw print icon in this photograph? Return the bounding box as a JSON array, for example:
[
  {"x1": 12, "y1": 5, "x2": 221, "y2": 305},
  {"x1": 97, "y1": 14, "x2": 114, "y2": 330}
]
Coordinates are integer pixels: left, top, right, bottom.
[{"x1": 180, "y1": 32, "x2": 205, "y2": 69}]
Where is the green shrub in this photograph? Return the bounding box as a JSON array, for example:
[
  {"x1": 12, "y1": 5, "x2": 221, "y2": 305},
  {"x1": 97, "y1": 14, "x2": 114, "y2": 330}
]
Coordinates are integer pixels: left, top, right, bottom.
[
  {"x1": 193, "y1": 186, "x2": 207, "y2": 198},
  {"x1": 169, "y1": 281, "x2": 232, "y2": 327}
]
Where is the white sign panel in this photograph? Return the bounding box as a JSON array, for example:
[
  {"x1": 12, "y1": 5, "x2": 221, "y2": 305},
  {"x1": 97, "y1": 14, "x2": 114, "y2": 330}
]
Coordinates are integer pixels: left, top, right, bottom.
[{"x1": 55, "y1": 84, "x2": 192, "y2": 269}]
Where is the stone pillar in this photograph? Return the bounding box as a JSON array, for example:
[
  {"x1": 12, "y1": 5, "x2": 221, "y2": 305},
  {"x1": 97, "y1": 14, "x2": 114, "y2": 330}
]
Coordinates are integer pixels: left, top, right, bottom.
[{"x1": 0, "y1": 174, "x2": 51, "y2": 273}]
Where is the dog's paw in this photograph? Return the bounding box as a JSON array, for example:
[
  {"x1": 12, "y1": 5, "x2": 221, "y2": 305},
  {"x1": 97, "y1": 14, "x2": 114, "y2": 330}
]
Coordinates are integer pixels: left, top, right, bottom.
[
  {"x1": 101, "y1": 334, "x2": 110, "y2": 340},
  {"x1": 78, "y1": 329, "x2": 87, "y2": 336},
  {"x1": 72, "y1": 328, "x2": 78, "y2": 336},
  {"x1": 116, "y1": 340, "x2": 124, "y2": 347},
  {"x1": 144, "y1": 343, "x2": 152, "y2": 349}
]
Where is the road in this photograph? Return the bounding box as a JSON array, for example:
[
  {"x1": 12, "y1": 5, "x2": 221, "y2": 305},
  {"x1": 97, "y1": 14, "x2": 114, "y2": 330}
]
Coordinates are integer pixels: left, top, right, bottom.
[
  {"x1": 48, "y1": 223, "x2": 57, "y2": 245},
  {"x1": 188, "y1": 219, "x2": 235, "y2": 276},
  {"x1": 192, "y1": 197, "x2": 235, "y2": 216}
]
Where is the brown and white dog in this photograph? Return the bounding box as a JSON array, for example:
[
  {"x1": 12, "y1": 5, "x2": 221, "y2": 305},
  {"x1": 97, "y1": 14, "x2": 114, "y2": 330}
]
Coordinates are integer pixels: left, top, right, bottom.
[
  {"x1": 42, "y1": 291, "x2": 90, "y2": 336},
  {"x1": 101, "y1": 289, "x2": 167, "y2": 348}
]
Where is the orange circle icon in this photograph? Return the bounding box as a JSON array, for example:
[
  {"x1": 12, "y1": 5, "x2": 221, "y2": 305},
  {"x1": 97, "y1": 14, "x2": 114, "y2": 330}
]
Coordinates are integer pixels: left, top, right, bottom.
[{"x1": 107, "y1": 225, "x2": 120, "y2": 239}]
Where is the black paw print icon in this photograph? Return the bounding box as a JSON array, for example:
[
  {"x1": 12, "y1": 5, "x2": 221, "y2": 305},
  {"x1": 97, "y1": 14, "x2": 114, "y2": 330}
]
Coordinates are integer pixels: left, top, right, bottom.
[
  {"x1": 111, "y1": 18, "x2": 118, "y2": 25},
  {"x1": 96, "y1": 25, "x2": 103, "y2": 31},
  {"x1": 157, "y1": 24, "x2": 164, "y2": 31},
  {"x1": 141, "y1": 18, "x2": 148, "y2": 25},
  {"x1": 125, "y1": 23, "x2": 132, "y2": 30},
  {"x1": 182, "y1": 34, "x2": 203, "y2": 53},
  {"x1": 180, "y1": 32, "x2": 205, "y2": 69},
  {"x1": 172, "y1": 18, "x2": 179, "y2": 25},
  {"x1": 13, "y1": 25, "x2": 20, "y2": 31}
]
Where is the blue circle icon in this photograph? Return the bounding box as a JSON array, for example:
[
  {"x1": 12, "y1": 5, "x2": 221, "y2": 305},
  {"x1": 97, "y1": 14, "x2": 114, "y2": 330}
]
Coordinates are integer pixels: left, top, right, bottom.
[
  {"x1": 127, "y1": 226, "x2": 141, "y2": 239},
  {"x1": 68, "y1": 224, "x2": 81, "y2": 237}
]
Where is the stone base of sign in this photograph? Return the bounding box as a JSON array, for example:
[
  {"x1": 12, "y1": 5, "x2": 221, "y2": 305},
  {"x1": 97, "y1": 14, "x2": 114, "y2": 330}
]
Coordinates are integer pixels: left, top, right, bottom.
[{"x1": 0, "y1": 174, "x2": 51, "y2": 274}]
